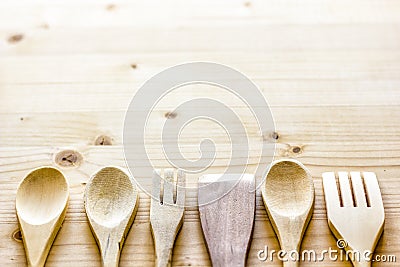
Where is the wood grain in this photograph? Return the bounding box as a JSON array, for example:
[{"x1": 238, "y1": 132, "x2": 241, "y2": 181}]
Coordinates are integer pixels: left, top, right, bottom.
[{"x1": 1, "y1": 0, "x2": 400, "y2": 266}]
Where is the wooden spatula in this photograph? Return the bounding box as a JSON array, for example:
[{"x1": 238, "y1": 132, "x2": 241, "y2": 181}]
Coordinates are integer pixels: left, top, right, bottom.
[
  {"x1": 323, "y1": 172, "x2": 385, "y2": 267},
  {"x1": 198, "y1": 173, "x2": 255, "y2": 267}
]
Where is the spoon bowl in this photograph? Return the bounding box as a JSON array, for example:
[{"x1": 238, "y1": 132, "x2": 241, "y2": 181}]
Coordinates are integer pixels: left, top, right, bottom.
[
  {"x1": 262, "y1": 159, "x2": 314, "y2": 267},
  {"x1": 84, "y1": 166, "x2": 139, "y2": 267},
  {"x1": 16, "y1": 167, "x2": 69, "y2": 267},
  {"x1": 86, "y1": 168, "x2": 136, "y2": 228},
  {"x1": 264, "y1": 160, "x2": 313, "y2": 217}
]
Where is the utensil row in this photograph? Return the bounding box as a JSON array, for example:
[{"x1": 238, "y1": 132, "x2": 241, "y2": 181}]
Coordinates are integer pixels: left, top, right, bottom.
[{"x1": 15, "y1": 159, "x2": 385, "y2": 267}]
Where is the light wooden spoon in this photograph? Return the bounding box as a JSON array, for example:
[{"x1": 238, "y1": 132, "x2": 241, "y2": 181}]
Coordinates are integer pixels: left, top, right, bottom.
[
  {"x1": 84, "y1": 166, "x2": 139, "y2": 267},
  {"x1": 261, "y1": 159, "x2": 314, "y2": 267},
  {"x1": 16, "y1": 166, "x2": 69, "y2": 267}
]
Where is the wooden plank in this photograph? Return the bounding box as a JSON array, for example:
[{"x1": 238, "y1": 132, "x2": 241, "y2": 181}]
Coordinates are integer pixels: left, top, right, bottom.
[
  {"x1": 1, "y1": 105, "x2": 400, "y2": 145},
  {"x1": 1, "y1": 77, "x2": 400, "y2": 112},
  {"x1": 1, "y1": 24, "x2": 399, "y2": 55},
  {"x1": 1, "y1": 0, "x2": 400, "y2": 31},
  {"x1": 1, "y1": 52, "x2": 400, "y2": 84}
]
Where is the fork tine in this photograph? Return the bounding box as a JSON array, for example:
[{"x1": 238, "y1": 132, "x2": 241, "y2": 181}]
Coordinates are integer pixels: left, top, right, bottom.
[
  {"x1": 176, "y1": 169, "x2": 186, "y2": 206},
  {"x1": 322, "y1": 172, "x2": 341, "y2": 209},
  {"x1": 338, "y1": 172, "x2": 354, "y2": 207},
  {"x1": 152, "y1": 169, "x2": 162, "y2": 201},
  {"x1": 350, "y1": 172, "x2": 367, "y2": 207},
  {"x1": 363, "y1": 172, "x2": 383, "y2": 208},
  {"x1": 163, "y1": 168, "x2": 175, "y2": 205}
]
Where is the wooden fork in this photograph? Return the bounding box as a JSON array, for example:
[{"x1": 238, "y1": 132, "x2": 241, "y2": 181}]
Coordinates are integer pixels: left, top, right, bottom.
[
  {"x1": 150, "y1": 169, "x2": 185, "y2": 267},
  {"x1": 322, "y1": 172, "x2": 385, "y2": 267}
]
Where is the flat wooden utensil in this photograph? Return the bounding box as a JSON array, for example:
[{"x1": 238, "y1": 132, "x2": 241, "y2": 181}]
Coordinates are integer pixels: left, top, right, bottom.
[
  {"x1": 198, "y1": 173, "x2": 255, "y2": 267},
  {"x1": 150, "y1": 169, "x2": 185, "y2": 267},
  {"x1": 261, "y1": 159, "x2": 314, "y2": 267},
  {"x1": 84, "y1": 166, "x2": 139, "y2": 267},
  {"x1": 323, "y1": 172, "x2": 385, "y2": 267},
  {"x1": 16, "y1": 166, "x2": 69, "y2": 267}
]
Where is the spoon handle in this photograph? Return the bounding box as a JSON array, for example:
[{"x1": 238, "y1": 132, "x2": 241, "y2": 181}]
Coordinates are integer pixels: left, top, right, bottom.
[
  {"x1": 100, "y1": 234, "x2": 122, "y2": 267},
  {"x1": 353, "y1": 261, "x2": 372, "y2": 267},
  {"x1": 283, "y1": 261, "x2": 300, "y2": 267},
  {"x1": 155, "y1": 247, "x2": 173, "y2": 267},
  {"x1": 280, "y1": 239, "x2": 301, "y2": 267}
]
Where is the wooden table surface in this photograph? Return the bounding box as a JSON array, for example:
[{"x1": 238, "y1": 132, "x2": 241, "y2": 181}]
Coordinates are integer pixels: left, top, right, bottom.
[{"x1": 1, "y1": 0, "x2": 400, "y2": 266}]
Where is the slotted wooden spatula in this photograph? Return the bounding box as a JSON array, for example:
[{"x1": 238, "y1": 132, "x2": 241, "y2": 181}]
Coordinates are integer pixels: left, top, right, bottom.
[
  {"x1": 198, "y1": 174, "x2": 255, "y2": 267},
  {"x1": 323, "y1": 172, "x2": 385, "y2": 267}
]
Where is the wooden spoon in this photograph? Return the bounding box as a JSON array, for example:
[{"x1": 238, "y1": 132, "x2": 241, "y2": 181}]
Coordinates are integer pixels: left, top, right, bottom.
[
  {"x1": 198, "y1": 173, "x2": 255, "y2": 267},
  {"x1": 16, "y1": 166, "x2": 69, "y2": 267},
  {"x1": 261, "y1": 159, "x2": 314, "y2": 267},
  {"x1": 84, "y1": 166, "x2": 139, "y2": 267}
]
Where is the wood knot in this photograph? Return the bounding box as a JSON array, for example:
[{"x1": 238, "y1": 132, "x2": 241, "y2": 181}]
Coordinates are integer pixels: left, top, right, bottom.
[
  {"x1": 12, "y1": 229, "x2": 22, "y2": 242},
  {"x1": 40, "y1": 23, "x2": 50, "y2": 29},
  {"x1": 7, "y1": 34, "x2": 24, "y2": 44},
  {"x1": 164, "y1": 111, "x2": 177, "y2": 119},
  {"x1": 106, "y1": 4, "x2": 116, "y2": 11},
  {"x1": 263, "y1": 131, "x2": 280, "y2": 142},
  {"x1": 244, "y1": 1, "x2": 251, "y2": 7},
  {"x1": 130, "y1": 63, "x2": 137, "y2": 69},
  {"x1": 94, "y1": 135, "x2": 113, "y2": 145},
  {"x1": 277, "y1": 145, "x2": 304, "y2": 157},
  {"x1": 271, "y1": 132, "x2": 279, "y2": 140},
  {"x1": 291, "y1": 146, "x2": 302, "y2": 154},
  {"x1": 54, "y1": 150, "x2": 83, "y2": 167}
]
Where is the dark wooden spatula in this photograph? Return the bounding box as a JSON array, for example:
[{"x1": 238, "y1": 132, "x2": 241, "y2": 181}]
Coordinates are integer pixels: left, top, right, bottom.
[{"x1": 198, "y1": 173, "x2": 255, "y2": 267}]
